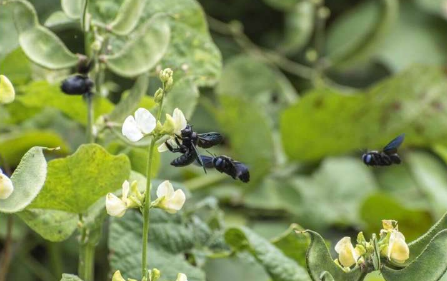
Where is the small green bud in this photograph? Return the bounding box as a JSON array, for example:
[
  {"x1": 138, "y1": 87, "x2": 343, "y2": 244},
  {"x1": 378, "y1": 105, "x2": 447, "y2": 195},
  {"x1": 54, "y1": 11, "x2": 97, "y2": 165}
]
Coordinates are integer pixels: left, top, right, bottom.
[
  {"x1": 355, "y1": 244, "x2": 366, "y2": 256},
  {"x1": 154, "y1": 88, "x2": 164, "y2": 103},
  {"x1": 318, "y1": 6, "x2": 330, "y2": 19},
  {"x1": 91, "y1": 40, "x2": 102, "y2": 51},
  {"x1": 150, "y1": 268, "x2": 161, "y2": 281},
  {"x1": 161, "y1": 114, "x2": 175, "y2": 135},
  {"x1": 154, "y1": 121, "x2": 163, "y2": 134},
  {"x1": 357, "y1": 232, "x2": 366, "y2": 244},
  {"x1": 159, "y1": 68, "x2": 173, "y2": 83},
  {"x1": 305, "y1": 48, "x2": 318, "y2": 62},
  {"x1": 165, "y1": 77, "x2": 174, "y2": 92}
]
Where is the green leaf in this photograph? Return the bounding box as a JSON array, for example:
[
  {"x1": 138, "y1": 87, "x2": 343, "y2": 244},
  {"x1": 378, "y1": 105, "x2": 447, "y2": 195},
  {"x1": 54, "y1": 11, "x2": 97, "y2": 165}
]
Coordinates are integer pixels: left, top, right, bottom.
[
  {"x1": 44, "y1": 11, "x2": 76, "y2": 29},
  {"x1": 109, "y1": 0, "x2": 145, "y2": 35},
  {"x1": 225, "y1": 226, "x2": 311, "y2": 281},
  {"x1": 105, "y1": 14, "x2": 170, "y2": 78},
  {"x1": 109, "y1": 210, "x2": 206, "y2": 281},
  {"x1": 414, "y1": 0, "x2": 447, "y2": 18},
  {"x1": 0, "y1": 130, "x2": 69, "y2": 166},
  {"x1": 6, "y1": 0, "x2": 78, "y2": 69},
  {"x1": 281, "y1": 66, "x2": 447, "y2": 161},
  {"x1": 381, "y1": 230, "x2": 447, "y2": 281},
  {"x1": 107, "y1": 74, "x2": 150, "y2": 122},
  {"x1": 262, "y1": 0, "x2": 300, "y2": 11},
  {"x1": 0, "y1": 4, "x2": 19, "y2": 60},
  {"x1": 0, "y1": 48, "x2": 32, "y2": 85},
  {"x1": 327, "y1": 0, "x2": 399, "y2": 68},
  {"x1": 272, "y1": 224, "x2": 310, "y2": 268},
  {"x1": 17, "y1": 81, "x2": 114, "y2": 125},
  {"x1": 18, "y1": 208, "x2": 77, "y2": 242},
  {"x1": 360, "y1": 193, "x2": 433, "y2": 242},
  {"x1": 0, "y1": 147, "x2": 47, "y2": 213},
  {"x1": 162, "y1": 77, "x2": 199, "y2": 119},
  {"x1": 216, "y1": 95, "x2": 275, "y2": 184},
  {"x1": 305, "y1": 230, "x2": 366, "y2": 281},
  {"x1": 60, "y1": 274, "x2": 83, "y2": 281},
  {"x1": 29, "y1": 144, "x2": 131, "y2": 213},
  {"x1": 279, "y1": 2, "x2": 315, "y2": 55},
  {"x1": 406, "y1": 151, "x2": 447, "y2": 218},
  {"x1": 61, "y1": 0, "x2": 83, "y2": 19}
]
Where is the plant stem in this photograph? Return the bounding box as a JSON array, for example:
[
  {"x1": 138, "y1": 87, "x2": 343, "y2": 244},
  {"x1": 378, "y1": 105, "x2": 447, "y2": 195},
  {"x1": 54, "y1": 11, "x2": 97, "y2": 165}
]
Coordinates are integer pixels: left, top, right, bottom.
[
  {"x1": 78, "y1": 243, "x2": 95, "y2": 281},
  {"x1": 0, "y1": 215, "x2": 14, "y2": 281},
  {"x1": 86, "y1": 93, "x2": 94, "y2": 143}
]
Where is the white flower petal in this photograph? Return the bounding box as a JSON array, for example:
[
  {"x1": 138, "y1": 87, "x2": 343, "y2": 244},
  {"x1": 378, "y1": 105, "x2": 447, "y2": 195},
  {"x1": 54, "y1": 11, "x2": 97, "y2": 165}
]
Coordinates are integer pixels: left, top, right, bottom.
[
  {"x1": 106, "y1": 193, "x2": 127, "y2": 217},
  {"x1": 112, "y1": 270, "x2": 126, "y2": 281},
  {"x1": 335, "y1": 237, "x2": 357, "y2": 268},
  {"x1": 0, "y1": 173, "x2": 14, "y2": 199},
  {"x1": 166, "y1": 189, "x2": 186, "y2": 213},
  {"x1": 122, "y1": 116, "x2": 144, "y2": 142},
  {"x1": 173, "y1": 108, "x2": 187, "y2": 135},
  {"x1": 122, "y1": 180, "x2": 130, "y2": 200},
  {"x1": 176, "y1": 273, "x2": 188, "y2": 281},
  {"x1": 158, "y1": 142, "x2": 169, "y2": 152},
  {"x1": 156, "y1": 180, "x2": 174, "y2": 199},
  {"x1": 135, "y1": 108, "x2": 156, "y2": 134}
]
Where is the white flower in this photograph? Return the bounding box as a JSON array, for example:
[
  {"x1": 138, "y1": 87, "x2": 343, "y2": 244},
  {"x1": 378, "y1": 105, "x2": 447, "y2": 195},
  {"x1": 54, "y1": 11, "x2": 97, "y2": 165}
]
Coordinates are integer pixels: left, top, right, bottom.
[
  {"x1": 112, "y1": 270, "x2": 125, "y2": 281},
  {"x1": 122, "y1": 108, "x2": 156, "y2": 142},
  {"x1": 0, "y1": 75, "x2": 15, "y2": 104},
  {"x1": 176, "y1": 273, "x2": 188, "y2": 281},
  {"x1": 153, "y1": 180, "x2": 186, "y2": 214},
  {"x1": 157, "y1": 108, "x2": 187, "y2": 152},
  {"x1": 335, "y1": 237, "x2": 360, "y2": 268},
  {"x1": 386, "y1": 231, "x2": 409, "y2": 263},
  {"x1": 0, "y1": 168, "x2": 14, "y2": 199},
  {"x1": 106, "y1": 181, "x2": 131, "y2": 217}
]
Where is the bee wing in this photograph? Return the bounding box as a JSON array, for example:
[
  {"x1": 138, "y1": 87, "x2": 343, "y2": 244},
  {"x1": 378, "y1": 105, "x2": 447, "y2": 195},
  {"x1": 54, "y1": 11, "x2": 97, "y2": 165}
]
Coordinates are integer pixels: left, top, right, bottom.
[
  {"x1": 383, "y1": 133, "x2": 405, "y2": 155},
  {"x1": 197, "y1": 133, "x2": 223, "y2": 148},
  {"x1": 195, "y1": 155, "x2": 215, "y2": 169}
]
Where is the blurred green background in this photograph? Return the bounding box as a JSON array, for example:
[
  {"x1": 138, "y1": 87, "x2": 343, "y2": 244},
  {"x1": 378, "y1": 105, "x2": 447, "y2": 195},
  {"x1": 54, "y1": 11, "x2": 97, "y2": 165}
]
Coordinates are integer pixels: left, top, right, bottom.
[{"x1": 1, "y1": 0, "x2": 447, "y2": 280}]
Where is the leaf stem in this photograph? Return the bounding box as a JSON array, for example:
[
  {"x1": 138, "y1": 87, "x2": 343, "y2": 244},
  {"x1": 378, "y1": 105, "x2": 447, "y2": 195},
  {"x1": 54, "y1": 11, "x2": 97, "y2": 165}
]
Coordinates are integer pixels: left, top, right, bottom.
[{"x1": 86, "y1": 93, "x2": 94, "y2": 143}]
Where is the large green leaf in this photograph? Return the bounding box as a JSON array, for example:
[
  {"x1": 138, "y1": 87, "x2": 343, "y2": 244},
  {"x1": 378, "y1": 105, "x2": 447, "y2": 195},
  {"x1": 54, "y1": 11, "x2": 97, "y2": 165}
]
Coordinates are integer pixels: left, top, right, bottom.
[
  {"x1": 0, "y1": 147, "x2": 47, "y2": 213},
  {"x1": 18, "y1": 208, "x2": 77, "y2": 242},
  {"x1": 305, "y1": 230, "x2": 366, "y2": 281},
  {"x1": 0, "y1": 48, "x2": 32, "y2": 85},
  {"x1": 17, "y1": 81, "x2": 114, "y2": 125},
  {"x1": 281, "y1": 66, "x2": 447, "y2": 161},
  {"x1": 61, "y1": 0, "x2": 83, "y2": 19},
  {"x1": 108, "y1": 0, "x2": 145, "y2": 35},
  {"x1": 0, "y1": 4, "x2": 19, "y2": 60},
  {"x1": 381, "y1": 230, "x2": 447, "y2": 281},
  {"x1": 272, "y1": 224, "x2": 310, "y2": 268},
  {"x1": 406, "y1": 151, "x2": 447, "y2": 218},
  {"x1": 6, "y1": 0, "x2": 78, "y2": 69},
  {"x1": 162, "y1": 77, "x2": 199, "y2": 119},
  {"x1": 216, "y1": 95, "x2": 275, "y2": 184},
  {"x1": 29, "y1": 144, "x2": 131, "y2": 213},
  {"x1": 225, "y1": 226, "x2": 311, "y2": 281},
  {"x1": 105, "y1": 14, "x2": 170, "y2": 78},
  {"x1": 108, "y1": 210, "x2": 207, "y2": 281}
]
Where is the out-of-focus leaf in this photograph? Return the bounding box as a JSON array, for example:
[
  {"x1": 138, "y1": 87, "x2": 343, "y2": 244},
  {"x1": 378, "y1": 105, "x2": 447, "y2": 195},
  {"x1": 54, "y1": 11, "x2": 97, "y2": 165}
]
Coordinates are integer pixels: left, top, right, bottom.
[
  {"x1": 0, "y1": 48, "x2": 32, "y2": 85},
  {"x1": 162, "y1": 77, "x2": 199, "y2": 119},
  {"x1": 377, "y1": 2, "x2": 447, "y2": 72},
  {"x1": 305, "y1": 230, "x2": 366, "y2": 281},
  {"x1": 360, "y1": 193, "x2": 433, "y2": 241},
  {"x1": 61, "y1": 0, "x2": 83, "y2": 19},
  {"x1": 216, "y1": 95, "x2": 275, "y2": 184},
  {"x1": 107, "y1": 74, "x2": 149, "y2": 122},
  {"x1": 0, "y1": 130, "x2": 69, "y2": 166},
  {"x1": 279, "y1": 2, "x2": 314, "y2": 55},
  {"x1": 381, "y1": 230, "x2": 447, "y2": 281},
  {"x1": 272, "y1": 224, "x2": 309, "y2": 267},
  {"x1": 294, "y1": 157, "x2": 377, "y2": 228},
  {"x1": 109, "y1": 0, "x2": 145, "y2": 35},
  {"x1": 141, "y1": 0, "x2": 222, "y2": 86},
  {"x1": 262, "y1": 0, "x2": 299, "y2": 11},
  {"x1": 0, "y1": 147, "x2": 47, "y2": 213},
  {"x1": 406, "y1": 151, "x2": 447, "y2": 218},
  {"x1": 204, "y1": 255, "x2": 270, "y2": 281},
  {"x1": 18, "y1": 81, "x2": 114, "y2": 125},
  {"x1": 105, "y1": 14, "x2": 170, "y2": 77},
  {"x1": 225, "y1": 226, "x2": 311, "y2": 281},
  {"x1": 414, "y1": 0, "x2": 447, "y2": 19},
  {"x1": 6, "y1": 0, "x2": 78, "y2": 69},
  {"x1": 18, "y1": 208, "x2": 77, "y2": 242},
  {"x1": 44, "y1": 11, "x2": 76, "y2": 28},
  {"x1": 60, "y1": 274, "x2": 83, "y2": 281},
  {"x1": 0, "y1": 5, "x2": 19, "y2": 60},
  {"x1": 109, "y1": 210, "x2": 206, "y2": 281},
  {"x1": 108, "y1": 143, "x2": 160, "y2": 177},
  {"x1": 29, "y1": 144, "x2": 131, "y2": 213},
  {"x1": 326, "y1": 0, "x2": 398, "y2": 68},
  {"x1": 281, "y1": 66, "x2": 447, "y2": 161}
]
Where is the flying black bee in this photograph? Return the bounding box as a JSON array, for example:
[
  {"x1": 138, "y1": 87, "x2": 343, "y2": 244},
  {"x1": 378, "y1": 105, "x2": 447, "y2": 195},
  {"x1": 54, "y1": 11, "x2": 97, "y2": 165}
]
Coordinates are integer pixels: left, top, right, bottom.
[
  {"x1": 165, "y1": 125, "x2": 223, "y2": 170},
  {"x1": 61, "y1": 75, "x2": 94, "y2": 95},
  {"x1": 198, "y1": 155, "x2": 250, "y2": 183},
  {"x1": 362, "y1": 134, "x2": 405, "y2": 166}
]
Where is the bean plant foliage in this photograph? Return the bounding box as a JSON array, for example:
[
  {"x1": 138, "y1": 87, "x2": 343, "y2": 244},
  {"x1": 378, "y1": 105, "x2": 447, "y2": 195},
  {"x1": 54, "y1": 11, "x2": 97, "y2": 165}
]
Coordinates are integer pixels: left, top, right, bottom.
[{"x1": 0, "y1": 0, "x2": 447, "y2": 281}]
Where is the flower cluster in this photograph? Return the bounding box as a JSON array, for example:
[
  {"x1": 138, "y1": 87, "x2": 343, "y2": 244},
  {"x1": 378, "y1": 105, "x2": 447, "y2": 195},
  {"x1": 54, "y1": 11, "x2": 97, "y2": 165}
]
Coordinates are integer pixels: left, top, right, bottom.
[
  {"x1": 0, "y1": 168, "x2": 14, "y2": 199},
  {"x1": 334, "y1": 219, "x2": 409, "y2": 271}
]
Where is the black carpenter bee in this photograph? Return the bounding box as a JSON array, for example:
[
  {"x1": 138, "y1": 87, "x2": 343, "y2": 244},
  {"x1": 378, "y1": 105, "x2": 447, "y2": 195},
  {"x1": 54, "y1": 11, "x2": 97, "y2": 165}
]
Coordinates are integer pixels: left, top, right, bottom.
[
  {"x1": 198, "y1": 155, "x2": 250, "y2": 183},
  {"x1": 362, "y1": 134, "x2": 405, "y2": 166},
  {"x1": 165, "y1": 125, "x2": 223, "y2": 170},
  {"x1": 61, "y1": 75, "x2": 94, "y2": 95}
]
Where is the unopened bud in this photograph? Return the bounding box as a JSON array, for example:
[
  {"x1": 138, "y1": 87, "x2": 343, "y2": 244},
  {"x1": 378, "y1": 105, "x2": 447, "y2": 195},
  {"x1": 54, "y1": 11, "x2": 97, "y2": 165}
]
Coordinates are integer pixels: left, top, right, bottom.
[
  {"x1": 159, "y1": 68, "x2": 173, "y2": 83},
  {"x1": 357, "y1": 232, "x2": 366, "y2": 244},
  {"x1": 150, "y1": 268, "x2": 161, "y2": 281},
  {"x1": 161, "y1": 114, "x2": 175, "y2": 135},
  {"x1": 154, "y1": 88, "x2": 164, "y2": 103},
  {"x1": 165, "y1": 77, "x2": 174, "y2": 92}
]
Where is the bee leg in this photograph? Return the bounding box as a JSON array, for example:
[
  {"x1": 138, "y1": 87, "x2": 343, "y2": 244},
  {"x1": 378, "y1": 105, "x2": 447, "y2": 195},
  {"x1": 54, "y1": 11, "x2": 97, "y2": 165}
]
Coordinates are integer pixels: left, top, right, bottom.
[{"x1": 165, "y1": 141, "x2": 182, "y2": 153}]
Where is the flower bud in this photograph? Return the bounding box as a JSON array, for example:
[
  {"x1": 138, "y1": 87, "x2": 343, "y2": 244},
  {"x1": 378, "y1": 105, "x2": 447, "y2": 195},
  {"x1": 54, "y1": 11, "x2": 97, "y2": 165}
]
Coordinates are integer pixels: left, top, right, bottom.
[
  {"x1": 382, "y1": 231, "x2": 409, "y2": 263},
  {"x1": 165, "y1": 77, "x2": 174, "y2": 92},
  {"x1": 112, "y1": 270, "x2": 125, "y2": 281},
  {"x1": 0, "y1": 169, "x2": 14, "y2": 199},
  {"x1": 357, "y1": 232, "x2": 366, "y2": 244},
  {"x1": 154, "y1": 88, "x2": 164, "y2": 103},
  {"x1": 159, "y1": 68, "x2": 173, "y2": 83},
  {"x1": 150, "y1": 268, "x2": 161, "y2": 281},
  {"x1": 0, "y1": 75, "x2": 15, "y2": 104},
  {"x1": 176, "y1": 273, "x2": 188, "y2": 281}
]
